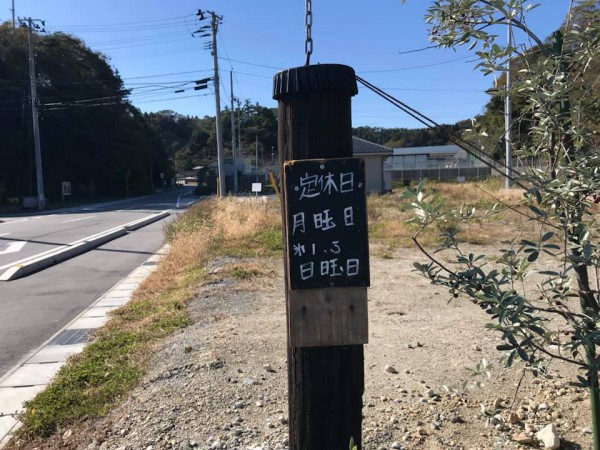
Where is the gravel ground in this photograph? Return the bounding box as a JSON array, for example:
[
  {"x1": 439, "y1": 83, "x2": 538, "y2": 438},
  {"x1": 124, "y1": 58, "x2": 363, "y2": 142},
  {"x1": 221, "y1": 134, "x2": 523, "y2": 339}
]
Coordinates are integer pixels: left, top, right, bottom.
[{"x1": 14, "y1": 249, "x2": 594, "y2": 450}]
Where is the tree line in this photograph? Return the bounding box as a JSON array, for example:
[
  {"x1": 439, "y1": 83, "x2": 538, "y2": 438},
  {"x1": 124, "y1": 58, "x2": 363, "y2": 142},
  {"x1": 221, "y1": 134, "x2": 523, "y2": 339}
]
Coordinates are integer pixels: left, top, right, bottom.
[
  {"x1": 0, "y1": 23, "x2": 171, "y2": 203},
  {"x1": 0, "y1": 20, "x2": 472, "y2": 206}
]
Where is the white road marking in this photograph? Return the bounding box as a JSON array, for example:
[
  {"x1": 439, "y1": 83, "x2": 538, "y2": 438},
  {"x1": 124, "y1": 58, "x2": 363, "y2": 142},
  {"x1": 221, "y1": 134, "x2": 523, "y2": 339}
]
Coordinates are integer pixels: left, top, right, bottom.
[
  {"x1": 0, "y1": 233, "x2": 10, "y2": 237},
  {"x1": 62, "y1": 215, "x2": 96, "y2": 224},
  {"x1": 0, "y1": 241, "x2": 27, "y2": 255}
]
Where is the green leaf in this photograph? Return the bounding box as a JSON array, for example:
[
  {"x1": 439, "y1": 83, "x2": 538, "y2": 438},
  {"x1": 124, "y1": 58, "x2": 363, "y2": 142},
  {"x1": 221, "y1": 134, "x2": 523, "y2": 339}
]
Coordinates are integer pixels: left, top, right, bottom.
[
  {"x1": 496, "y1": 344, "x2": 514, "y2": 351},
  {"x1": 541, "y1": 231, "x2": 554, "y2": 242},
  {"x1": 529, "y1": 205, "x2": 545, "y2": 217},
  {"x1": 520, "y1": 239, "x2": 537, "y2": 247},
  {"x1": 349, "y1": 437, "x2": 357, "y2": 450},
  {"x1": 541, "y1": 244, "x2": 561, "y2": 250},
  {"x1": 506, "y1": 350, "x2": 516, "y2": 367},
  {"x1": 517, "y1": 347, "x2": 529, "y2": 361},
  {"x1": 527, "y1": 251, "x2": 539, "y2": 262},
  {"x1": 529, "y1": 325, "x2": 545, "y2": 336}
]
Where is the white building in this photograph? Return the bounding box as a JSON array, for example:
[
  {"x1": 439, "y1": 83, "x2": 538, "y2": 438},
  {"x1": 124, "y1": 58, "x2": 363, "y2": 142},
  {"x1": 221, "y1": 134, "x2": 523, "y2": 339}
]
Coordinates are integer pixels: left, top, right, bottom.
[{"x1": 352, "y1": 137, "x2": 393, "y2": 194}]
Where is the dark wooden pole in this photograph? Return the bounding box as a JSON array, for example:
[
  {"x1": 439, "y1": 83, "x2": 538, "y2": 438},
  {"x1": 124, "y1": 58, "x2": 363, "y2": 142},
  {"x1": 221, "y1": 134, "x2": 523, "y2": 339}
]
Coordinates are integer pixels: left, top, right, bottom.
[{"x1": 273, "y1": 64, "x2": 363, "y2": 450}]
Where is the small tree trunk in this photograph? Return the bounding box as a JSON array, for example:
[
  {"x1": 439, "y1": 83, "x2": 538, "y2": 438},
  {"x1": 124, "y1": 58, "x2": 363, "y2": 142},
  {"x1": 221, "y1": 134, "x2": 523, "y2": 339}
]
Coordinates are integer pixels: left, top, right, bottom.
[
  {"x1": 572, "y1": 230, "x2": 600, "y2": 450},
  {"x1": 586, "y1": 348, "x2": 600, "y2": 450}
]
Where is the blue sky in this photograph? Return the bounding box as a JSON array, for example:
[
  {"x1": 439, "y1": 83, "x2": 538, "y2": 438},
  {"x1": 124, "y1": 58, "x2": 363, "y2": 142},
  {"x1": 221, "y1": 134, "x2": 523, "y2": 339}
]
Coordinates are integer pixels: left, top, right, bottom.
[{"x1": 5, "y1": 1, "x2": 569, "y2": 128}]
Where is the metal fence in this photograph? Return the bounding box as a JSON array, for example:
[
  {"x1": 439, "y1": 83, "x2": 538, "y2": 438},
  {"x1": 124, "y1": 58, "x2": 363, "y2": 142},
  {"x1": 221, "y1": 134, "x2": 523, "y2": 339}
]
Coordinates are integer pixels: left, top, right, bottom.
[
  {"x1": 386, "y1": 157, "x2": 546, "y2": 183},
  {"x1": 389, "y1": 166, "x2": 492, "y2": 183}
]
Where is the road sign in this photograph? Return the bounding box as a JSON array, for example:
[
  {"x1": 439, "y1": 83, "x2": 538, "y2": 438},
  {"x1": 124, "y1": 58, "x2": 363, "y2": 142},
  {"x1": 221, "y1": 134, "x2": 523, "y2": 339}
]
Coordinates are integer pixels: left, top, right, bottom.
[
  {"x1": 252, "y1": 182, "x2": 262, "y2": 193},
  {"x1": 62, "y1": 181, "x2": 71, "y2": 196}
]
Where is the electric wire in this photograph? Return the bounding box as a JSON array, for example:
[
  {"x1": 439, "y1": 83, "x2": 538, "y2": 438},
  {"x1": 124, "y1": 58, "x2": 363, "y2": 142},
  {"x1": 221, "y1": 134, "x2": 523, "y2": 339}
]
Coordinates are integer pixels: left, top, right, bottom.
[
  {"x1": 397, "y1": 45, "x2": 440, "y2": 55},
  {"x1": 357, "y1": 55, "x2": 473, "y2": 73},
  {"x1": 216, "y1": 57, "x2": 283, "y2": 71},
  {"x1": 51, "y1": 14, "x2": 195, "y2": 29},
  {"x1": 217, "y1": 29, "x2": 246, "y2": 101},
  {"x1": 85, "y1": 31, "x2": 192, "y2": 47},
  {"x1": 123, "y1": 69, "x2": 212, "y2": 80},
  {"x1": 89, "y1": 37, "x2": 195, "y2": 52}
]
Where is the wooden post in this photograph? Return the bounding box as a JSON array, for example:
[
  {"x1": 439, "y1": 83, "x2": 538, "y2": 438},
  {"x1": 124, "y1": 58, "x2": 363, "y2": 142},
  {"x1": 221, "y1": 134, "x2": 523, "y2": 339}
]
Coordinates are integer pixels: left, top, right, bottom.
[{"x1": 273, "y1": 64, "x2": 365, "y2": 450}]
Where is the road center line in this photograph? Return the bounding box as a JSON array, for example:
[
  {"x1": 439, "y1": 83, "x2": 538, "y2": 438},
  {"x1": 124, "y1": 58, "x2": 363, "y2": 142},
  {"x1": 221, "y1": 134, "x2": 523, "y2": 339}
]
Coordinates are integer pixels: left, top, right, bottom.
[{"x1": 62, "y1": 215, "x2": 96, "y2": 224}]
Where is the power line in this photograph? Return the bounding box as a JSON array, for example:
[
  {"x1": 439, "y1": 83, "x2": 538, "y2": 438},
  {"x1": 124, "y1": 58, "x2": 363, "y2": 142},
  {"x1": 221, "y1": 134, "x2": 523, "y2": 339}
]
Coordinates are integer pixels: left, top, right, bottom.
[
  {"x1": 89, "y1": 37, "x2": 193, "y2": 52},
  {"x1": 357, "y1": 56, "x2": 473, "y2": 73},
  {"x1": 85, "y1": 31, "x2": 192, "y2": 47},
  {"x1": 135, "y1": 93, "x2": 211, "y2": 105},
  {"x1": 51, "y1": 14, "x2": 195, "y2": 29},
  {"x1": 217, "y1": 29, "x2": 246, "y2": 101},
  {"x1": 122, "y1": 69, "x2": 212, "y2": 80},
  {"x1": 397, "y1": 45, "x2": 440, "y2": 55},
  {"x1": 214, "y1": 54, "x2": 472, "y2": 74},
  {"x1": 233, "y1": 71, "x2": 272, "y2": 80},
  {"x1": 382, "y1": 87, "x2": 483, "y2": 93},
  {"x1": 216, "y1": 57, "x2": 283, "y2": 70},
  {"x1": 52, "y1": 20, "x2": 194, "y2": 33}
]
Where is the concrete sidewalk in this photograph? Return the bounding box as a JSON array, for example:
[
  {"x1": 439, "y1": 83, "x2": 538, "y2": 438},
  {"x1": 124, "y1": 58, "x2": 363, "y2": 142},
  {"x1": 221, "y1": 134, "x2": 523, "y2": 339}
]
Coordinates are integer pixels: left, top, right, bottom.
[{"x1": 0, "y1": 245, "x2": 168, "y2": 448}]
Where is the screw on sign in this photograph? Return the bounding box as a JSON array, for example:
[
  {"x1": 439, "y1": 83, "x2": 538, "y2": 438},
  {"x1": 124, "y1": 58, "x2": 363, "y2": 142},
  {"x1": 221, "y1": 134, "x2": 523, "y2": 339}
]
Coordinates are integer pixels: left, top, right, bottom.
[{"x1": 284, "y1": 158, "x2": 370, "y2": 290}]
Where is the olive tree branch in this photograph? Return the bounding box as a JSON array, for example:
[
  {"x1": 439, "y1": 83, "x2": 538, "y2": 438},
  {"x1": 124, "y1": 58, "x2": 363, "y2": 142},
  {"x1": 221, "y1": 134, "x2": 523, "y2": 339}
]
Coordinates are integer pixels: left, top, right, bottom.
[
  {"x1": 412, "y1": 227, "x2": 457, "y2": 277},
  {"x1": 529, "y1": 341, "x2": 585, "y2": 367}
]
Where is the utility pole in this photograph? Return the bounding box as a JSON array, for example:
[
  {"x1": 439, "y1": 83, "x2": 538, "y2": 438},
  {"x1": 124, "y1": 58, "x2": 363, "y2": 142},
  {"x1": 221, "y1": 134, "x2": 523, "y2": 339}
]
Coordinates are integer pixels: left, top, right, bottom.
[
  {"x1": 255, "y1": 135, "x2": 259, "y2": 183},
  {"x1": 196, "y1": 9, "x2": 225, "y2": 197},
  {"x1": 23, "y1": 17, "x2": 46, "y2": 210},
  {"x1": 236, "y1": 98, "x2": 242, "y2": 162},
  {"x1": 210, "y1": 12, "x2": 225, "y2": 197},
  {"x1": 11, "y1": 0, "x2": 16, "y2": 28},
  {"x1": 504, "y1": 19, "x2": 513, "y2": 189},
  {"x1": 230, "y1": 71, "x2": 238, "y2": 193}
]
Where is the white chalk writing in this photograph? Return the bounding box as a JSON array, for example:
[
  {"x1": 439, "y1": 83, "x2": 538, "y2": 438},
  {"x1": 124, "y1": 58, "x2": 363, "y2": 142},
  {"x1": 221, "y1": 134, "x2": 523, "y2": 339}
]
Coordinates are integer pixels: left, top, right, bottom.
[
  {"x1": 300, "y1": 262, "x2": 314, "y2": 280},
  {"x1": 344, "y1": 206, "x2": 354, "y2": 226},
  {"x1": 294, "y1": 171, "x2": 356, "y2": 200},
  {"x1": 293, "y1": 243, "x2": 306, "y2": 257},
  {"x1": 292, "y1": 212, "x2": 305, "y2": 235},
  {"x1": 313, "y1": 209, "x2": 336, "y2": 231}
]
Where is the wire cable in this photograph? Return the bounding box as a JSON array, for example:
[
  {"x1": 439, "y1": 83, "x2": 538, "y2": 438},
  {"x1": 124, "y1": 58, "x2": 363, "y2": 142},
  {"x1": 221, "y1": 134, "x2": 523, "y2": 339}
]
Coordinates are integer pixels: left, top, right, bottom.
[{"x1": 355, "y1": 75, "x2": 526, "y2": 188}]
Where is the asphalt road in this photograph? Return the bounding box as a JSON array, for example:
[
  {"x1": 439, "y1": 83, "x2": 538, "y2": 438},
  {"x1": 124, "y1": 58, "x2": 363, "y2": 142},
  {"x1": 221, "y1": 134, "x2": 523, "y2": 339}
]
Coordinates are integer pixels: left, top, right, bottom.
[
  {"x1": 0, "y1": 189, "x2": 194, "y2": 268},
  {"x1": 0, "y1": 189, "x2": 199, "y2": 378}
]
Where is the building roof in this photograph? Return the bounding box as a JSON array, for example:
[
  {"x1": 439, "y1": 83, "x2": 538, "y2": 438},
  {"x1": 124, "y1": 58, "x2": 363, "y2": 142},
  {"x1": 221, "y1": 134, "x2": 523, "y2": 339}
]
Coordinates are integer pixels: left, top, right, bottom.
[
  {"x1": 352, "y1": 136, "x2": 393, "y2": 156},
  {"x1": 391, "y1": 144, "x2": 462, "y2": 157}
]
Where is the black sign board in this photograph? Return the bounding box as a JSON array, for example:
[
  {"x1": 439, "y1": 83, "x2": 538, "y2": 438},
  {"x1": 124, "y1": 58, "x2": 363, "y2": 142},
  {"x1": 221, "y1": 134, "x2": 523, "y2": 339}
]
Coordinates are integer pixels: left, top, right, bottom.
[{"x1": 284, "y1": 158, "x2": 370, "y2": 290}]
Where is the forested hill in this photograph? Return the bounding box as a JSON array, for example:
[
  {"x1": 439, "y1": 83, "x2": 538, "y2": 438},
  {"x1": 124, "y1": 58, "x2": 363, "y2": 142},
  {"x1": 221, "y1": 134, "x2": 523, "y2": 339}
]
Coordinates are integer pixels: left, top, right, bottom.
[{"x1": 0, "y1": 23, "x2": 170, "y2": 203}]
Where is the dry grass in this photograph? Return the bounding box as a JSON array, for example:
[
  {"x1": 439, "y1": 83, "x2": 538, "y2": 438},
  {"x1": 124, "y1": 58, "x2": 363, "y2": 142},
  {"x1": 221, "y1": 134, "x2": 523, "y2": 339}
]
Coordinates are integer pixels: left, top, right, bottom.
[
  {"x1": 11, "y1": 197, "x2": 283, "y2": 443},
  {"x1": 367, "y1": 179, "x2": 538, "y2": 256}
]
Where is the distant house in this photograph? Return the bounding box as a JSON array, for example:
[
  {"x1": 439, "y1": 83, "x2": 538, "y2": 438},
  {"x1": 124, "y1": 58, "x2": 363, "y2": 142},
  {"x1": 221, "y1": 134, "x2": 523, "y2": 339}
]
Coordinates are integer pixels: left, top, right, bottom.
[
  {"x1": 192, "y1": 137, "x2": 396, "y2": 194},
  {"x1": 352, "y1": 137, "x2": 393, "y2": 194},
  {"x1": 384, "y1": 144, "x2": 492, "y2": 182}
]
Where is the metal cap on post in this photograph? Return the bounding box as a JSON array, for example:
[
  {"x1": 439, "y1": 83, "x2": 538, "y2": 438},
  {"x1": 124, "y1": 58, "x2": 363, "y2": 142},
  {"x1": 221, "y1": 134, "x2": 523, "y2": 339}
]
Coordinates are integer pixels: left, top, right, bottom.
[
  {"x1": 273, "y1": 64, "x2": 358, "y2": 99},
  {"x1": 274, "y1": 64, "x2": 358, "y2": 163}
]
